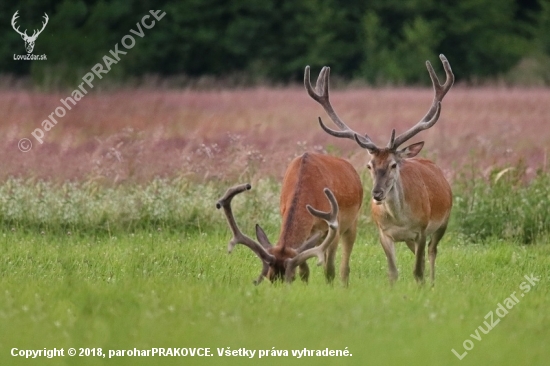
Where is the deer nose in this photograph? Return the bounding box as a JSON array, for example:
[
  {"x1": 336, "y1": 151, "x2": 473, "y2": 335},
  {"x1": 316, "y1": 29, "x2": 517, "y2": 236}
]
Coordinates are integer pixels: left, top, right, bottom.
[{"x1": 372, "y1": 189, "x2": 384, "y2": 202}]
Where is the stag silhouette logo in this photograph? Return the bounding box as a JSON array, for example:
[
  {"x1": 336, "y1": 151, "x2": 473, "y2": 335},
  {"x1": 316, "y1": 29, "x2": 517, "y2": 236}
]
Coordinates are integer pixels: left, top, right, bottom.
[{"x1": 11, "y1": 11, "x2": 49, "y2": 54}]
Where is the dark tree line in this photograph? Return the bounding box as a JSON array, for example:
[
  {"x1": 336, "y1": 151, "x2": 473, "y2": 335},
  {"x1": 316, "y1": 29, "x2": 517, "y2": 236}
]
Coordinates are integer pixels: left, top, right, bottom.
[{"x1": 1, "y1": 0, "x2": 549, "y2": 86}]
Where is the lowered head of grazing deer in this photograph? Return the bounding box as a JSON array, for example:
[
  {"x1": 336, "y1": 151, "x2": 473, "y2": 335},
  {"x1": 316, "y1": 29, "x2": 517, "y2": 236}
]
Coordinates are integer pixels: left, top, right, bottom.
[
  {"x1": 305, "y1": 55, "x2": 454, "y2": 285},
  {"x1": 217, "y1": 152, "x2": 363, "y2": 285}
]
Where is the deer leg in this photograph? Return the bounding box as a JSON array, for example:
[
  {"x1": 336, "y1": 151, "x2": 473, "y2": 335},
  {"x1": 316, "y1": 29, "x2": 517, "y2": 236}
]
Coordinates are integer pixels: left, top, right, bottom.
[
  {"x1": 428, "y1": 225, "x2": 447, "y2": 285},
  {"x1": 379, "y1": 232, "x2": 398, "y2": 284},
  {"x1": 324, "y1": 235, "x2": 339, "y2": 284},
  {"x1": 413, "y1": 233, "x2": 427, "y2": 284},
  {"x1": 339, "y1": 222, "x2": 356, "y2": 287},
  {"x1": 298, "y1": 262, "x2": 310, "y2": 282},
  {"x1": 339, "y1": 221, "x2": 357, "y2": 287}
]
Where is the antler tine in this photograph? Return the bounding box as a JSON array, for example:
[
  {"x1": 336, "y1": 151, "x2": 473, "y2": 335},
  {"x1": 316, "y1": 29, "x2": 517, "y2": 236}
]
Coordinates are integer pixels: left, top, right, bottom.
[
  {"x1": 386, "y1": 129, "x2": 396, "y2": 149},
  {"x1": 305, "y1": 66, "x2": 378, "y2": 149},
  {"x1": 254, "y1": 261, "x2": 269, "y2": 285},
  {"x1": 295, "y1": 231, "x2": 323, "y2": 253},
  {"x1": 428, "y1": 54, "x2": 454, "y2": 101},
  {"x1": 216, "y1": 183, "x2": 275, "y2": 284},
  {"x1": 284, "y1": 188, "x2": 339, "y2": 282},
  {"x1": 391, "y1": 54, "x2": 454, "y2": 149},
  {"x1": 305, "y1": 188, "x2": 338, "y2": 224},
  {"x1": 215, "y1": 183, "x2": 251, "y2": 210}
]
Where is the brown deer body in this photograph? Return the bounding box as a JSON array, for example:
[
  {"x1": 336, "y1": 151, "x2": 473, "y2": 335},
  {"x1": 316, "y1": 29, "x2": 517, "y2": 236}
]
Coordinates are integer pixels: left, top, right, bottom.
[
  {"x1": 368, "y1": 153, "x2": 452, "y2": 284},
  {"x1": 217, "y1": 152, "x2": 363, "y2": 285},
  {"x1": 305, "y1": 55, "x2": 454, "y2": 284}
]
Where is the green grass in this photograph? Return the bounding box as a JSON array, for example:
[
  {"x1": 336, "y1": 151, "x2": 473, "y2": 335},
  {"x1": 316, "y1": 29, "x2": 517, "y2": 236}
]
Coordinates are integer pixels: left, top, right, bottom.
[
  {"x1": 0, "y1": 230, "x2": 548, "y2": 366},
  {"x1": 453, "y1": 164, "x2": 550, "y2": 243},
  {"x1": 3, "y1": 167, "x2": 550, "y2": 243},
  {"x1": 1, "y1": 168, "x2": 549, "y2": 365}
]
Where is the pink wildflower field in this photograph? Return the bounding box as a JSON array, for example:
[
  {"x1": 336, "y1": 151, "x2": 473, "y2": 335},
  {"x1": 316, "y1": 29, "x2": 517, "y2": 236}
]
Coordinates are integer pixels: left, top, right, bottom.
[{"x1": 2, "y1": 86, "x2": 549, "y2": 183}]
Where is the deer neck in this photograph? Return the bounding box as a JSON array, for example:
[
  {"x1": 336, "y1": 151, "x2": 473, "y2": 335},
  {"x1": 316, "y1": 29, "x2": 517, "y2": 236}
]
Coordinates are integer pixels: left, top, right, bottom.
[{"x1": 379, "y1": 175, "x2": 406, "y2": 222}]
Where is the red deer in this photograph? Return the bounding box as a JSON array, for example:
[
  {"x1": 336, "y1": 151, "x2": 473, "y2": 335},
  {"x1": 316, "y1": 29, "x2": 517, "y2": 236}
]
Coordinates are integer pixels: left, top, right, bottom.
[
  {"x1": 216, "y1": 153, "x2": 363, "y2": 285},
  {"x1": 305, "y1": 55, "x2": 454, "y2": 284}
]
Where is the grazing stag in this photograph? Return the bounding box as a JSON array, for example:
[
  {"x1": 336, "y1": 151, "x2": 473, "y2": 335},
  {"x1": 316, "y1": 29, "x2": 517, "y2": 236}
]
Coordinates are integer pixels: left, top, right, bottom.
[
  {"x1": 216, "y1": 153, "x2": 363, "y2": 285},
  {"x1": 305, "y1": 55, "x2": 454, "y2": 284}
]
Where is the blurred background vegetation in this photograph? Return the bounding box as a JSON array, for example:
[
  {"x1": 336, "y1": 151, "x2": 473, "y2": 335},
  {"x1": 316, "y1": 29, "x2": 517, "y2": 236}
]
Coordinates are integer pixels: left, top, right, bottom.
[{"x1": 1, "y1": 0, "x2": 550, "y2": 88}]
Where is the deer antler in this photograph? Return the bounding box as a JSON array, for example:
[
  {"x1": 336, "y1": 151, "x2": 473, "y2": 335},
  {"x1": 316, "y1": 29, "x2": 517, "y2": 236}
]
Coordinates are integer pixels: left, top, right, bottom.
[
  {"x1": 11, "y1": 11, "x2": 27, "y2": 38},
  {"x1": 284, "y1": 188, "x2": 339, "y2": 282},
  {"x1": 216, "y1": 183, "x2": 275, "y2": 285},
  {"x1": 305, "y1": 66, "x2": 378, "y2": 151},
  {"x1": 390, "y1": 54, "x2": 454, "y2": 149}
]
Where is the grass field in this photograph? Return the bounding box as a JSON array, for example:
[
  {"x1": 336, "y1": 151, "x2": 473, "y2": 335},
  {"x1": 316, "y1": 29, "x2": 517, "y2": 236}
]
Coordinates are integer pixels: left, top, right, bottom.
[
  {"x1": 1, "y1": 86, "x2": 550, "y2": 365},
  {"x1": 0, "y1": 230, "x2": 548, "y2": 366}
]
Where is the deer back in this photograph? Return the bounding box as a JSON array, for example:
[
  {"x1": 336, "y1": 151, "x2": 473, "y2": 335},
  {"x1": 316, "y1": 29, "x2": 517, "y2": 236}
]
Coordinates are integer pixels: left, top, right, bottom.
[{"x1": 277, "y1": 152, "x2": 363, "y2": 249}]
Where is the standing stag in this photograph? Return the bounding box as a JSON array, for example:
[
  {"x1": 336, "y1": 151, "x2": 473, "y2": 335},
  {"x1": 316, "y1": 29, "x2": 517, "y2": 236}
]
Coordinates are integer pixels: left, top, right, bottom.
[
  {"x1": 217, "y1": 153, "x2": 363, "y2": 285},
  {"x1": 305, "y1": 55, "x2": 454, "y2": 284}
]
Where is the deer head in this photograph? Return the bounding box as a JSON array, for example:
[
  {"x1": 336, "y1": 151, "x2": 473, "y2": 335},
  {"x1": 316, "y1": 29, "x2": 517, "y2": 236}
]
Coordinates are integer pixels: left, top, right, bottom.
[
  {"x1": 216, "y1": 183, "x2": 339, "y2": 284},
  {"x1": 305, "y1": 54, "x2": 454, "y2": 204},
  {"x1": 12, "y1": 11, "x2": 49, "y2": 54}
]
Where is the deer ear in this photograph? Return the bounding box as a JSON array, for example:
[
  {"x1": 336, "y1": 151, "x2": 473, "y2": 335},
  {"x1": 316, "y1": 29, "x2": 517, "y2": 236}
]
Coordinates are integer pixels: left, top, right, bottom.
[
  {"x1": 255, "y1": 224, "x2": 272, "y2": 249},
  {"x1": 398, "y1": 141, "x2": 424, "y2": 159}
]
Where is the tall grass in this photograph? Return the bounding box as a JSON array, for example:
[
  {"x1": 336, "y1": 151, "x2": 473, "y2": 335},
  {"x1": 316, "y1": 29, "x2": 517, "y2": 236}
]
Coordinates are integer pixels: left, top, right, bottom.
[
  {"x1": 0, "y1": 177, "x2": 284, "y2": 237},
  {"x1": 453, "y1": 163, "x2": 550, "y2": 243},
  {"x1": 1, "y1": 160, "x2": 549, "y2": 243}
]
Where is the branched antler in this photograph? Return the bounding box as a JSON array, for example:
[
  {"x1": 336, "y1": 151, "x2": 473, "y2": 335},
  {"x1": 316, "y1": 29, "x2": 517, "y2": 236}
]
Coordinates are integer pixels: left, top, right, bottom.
[
  {"x1": 390, "y1": 54, "x2": 454, "y2": 149},
  {"x1": 305, "y1": 66, "x2": 378, "y2": 151},
  {"x1": 216, "y1": 183, "x2": 275, "y2": 285},
  {"x1": 307, "y1": 55, "x2": 454, "y2": 152},
  {"x1": 284, "y1": 188, "x2": 339, "y2": 282}
]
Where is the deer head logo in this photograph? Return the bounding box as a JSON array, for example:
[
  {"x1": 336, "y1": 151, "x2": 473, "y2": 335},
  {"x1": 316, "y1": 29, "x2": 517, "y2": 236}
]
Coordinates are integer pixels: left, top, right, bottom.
[{"x1": 11, "y1": 11, "x2": 49, "y2": 54}]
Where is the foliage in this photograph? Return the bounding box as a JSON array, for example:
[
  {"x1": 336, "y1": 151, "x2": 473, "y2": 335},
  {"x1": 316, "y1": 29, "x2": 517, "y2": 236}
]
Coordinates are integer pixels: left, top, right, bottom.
[
  {"x1": 2, "y1": 159, "x2": 550, "y2": 244},
  {"x1": 453, "y1": 164, "x2": 550, "y2": 244},
  {"x1": 0, "y1": 0, "x2": 546, "y2": 86},
  {"x1": 0, "y1": 176, "x2": 286, "y2": 237}
]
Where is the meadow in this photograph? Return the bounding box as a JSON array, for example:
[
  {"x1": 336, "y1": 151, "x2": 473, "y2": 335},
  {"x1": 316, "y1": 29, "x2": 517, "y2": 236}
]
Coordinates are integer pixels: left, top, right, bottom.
[
  {"x1": 0, "y1": 230, "x2": 548, "y2": 366},
  {"x1": 1, "y1": 85, "x2": 549, "y2": 365}
]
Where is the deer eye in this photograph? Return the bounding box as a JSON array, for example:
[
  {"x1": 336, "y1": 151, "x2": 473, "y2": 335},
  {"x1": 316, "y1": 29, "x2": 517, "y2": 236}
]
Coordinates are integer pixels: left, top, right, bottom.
[
  {"x1": 390, "y1": 163, "x2": 397, "y2": 169},
  {"x1": 367, "y1": 164, "x2": 372, "y2": 170}
]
